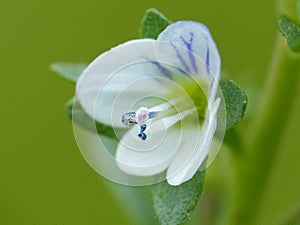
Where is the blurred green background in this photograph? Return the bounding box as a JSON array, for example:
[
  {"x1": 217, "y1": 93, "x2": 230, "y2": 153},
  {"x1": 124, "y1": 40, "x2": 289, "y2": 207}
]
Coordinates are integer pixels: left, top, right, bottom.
[{"x1": 2, "y1": 0, "x2": 299, "y2": 224}]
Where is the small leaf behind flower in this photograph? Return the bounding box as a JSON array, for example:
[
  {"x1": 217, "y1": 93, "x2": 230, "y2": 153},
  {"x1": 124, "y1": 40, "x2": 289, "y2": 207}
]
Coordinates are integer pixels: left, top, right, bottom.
[
  {"x1": 219, "y1": 78, "x2": 247, "y2": 129},
  {"x1": 51, "y1": 62, "x2": 88, "y2": 83},
  {"x1": 152, "y1": 170, "x2": 205, "y2": 225},
  {"x1": 140, "y1": 8, "x2": 171, "y2": 39},
  {"x1": 278, "y1": 15, "x2": 300, "y2": 52}
]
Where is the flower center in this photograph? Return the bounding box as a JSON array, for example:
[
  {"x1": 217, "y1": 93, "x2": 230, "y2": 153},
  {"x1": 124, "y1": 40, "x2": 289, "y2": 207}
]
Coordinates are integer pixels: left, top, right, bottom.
[
  {"x1": 120, "y1": 99, "x2": 193, "y2": 141},
  {"x1": 121, "y1": 106, "x2": 158, "y2": 141},
  {"x1": 136, "y1": 107, "x2": 150, "y2": 125}
]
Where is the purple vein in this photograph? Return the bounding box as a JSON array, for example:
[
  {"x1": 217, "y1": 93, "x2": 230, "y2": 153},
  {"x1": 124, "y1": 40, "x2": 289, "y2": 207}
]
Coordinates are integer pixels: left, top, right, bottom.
[
  {"x1": 180, "y1": 32, "x2": 198, "y2": 73},
  {"x1": 206, "y1": 44, "x2": 210, "y2": 75},
  {"x1": 150, "y1": 61, "x2": 173, "y2": 80},
  {"x1": 171, "y1": 42, "x2": 190, "y2": 73}
]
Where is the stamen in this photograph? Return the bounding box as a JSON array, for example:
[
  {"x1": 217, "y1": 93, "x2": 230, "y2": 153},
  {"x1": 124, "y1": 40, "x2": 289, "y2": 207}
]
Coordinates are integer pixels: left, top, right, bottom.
[
  {"x1": 121, "y1": 107, "x2": 153, "y2": 127},
  {"x1": 138, "y1": 132, "x2": 147, "y2": 141},
  {"x1": 120, "y1": 99, "x2": 186, "y2": 141},
  {"x1": 138, "y1": 124, "x2": 147, "y2": 141},
  {"x1": 121, "y1": 112, "x2": 137, "y2": 126},
  {"x1": 140, "y1": 124, "x2": 147, "y2": 133}
]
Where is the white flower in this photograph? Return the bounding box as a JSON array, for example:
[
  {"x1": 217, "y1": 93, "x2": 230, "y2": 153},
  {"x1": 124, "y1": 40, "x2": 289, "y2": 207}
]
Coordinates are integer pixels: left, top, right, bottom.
[{"x1": 74, "y1": 21, "x2": 225, "y2": 186}]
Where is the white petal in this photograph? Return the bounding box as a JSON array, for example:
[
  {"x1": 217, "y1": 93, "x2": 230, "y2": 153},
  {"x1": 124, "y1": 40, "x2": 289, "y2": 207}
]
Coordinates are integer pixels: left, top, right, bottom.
[
  {"x1": 93, "y1": 68, "x2": 168, "y2": 128},
  {"x1": 76, "y1": 39, "x2": 209, "y2": 127},
  {"x1": 116, "y1": 101, "x2": 201, "y2": 177},
  {"x1": 116, "y1": 127, "x2": 181, "y2": 176},
  {"x1": 77, "y1": 46, "x2": 168, "y2": 127},
  {"x1": 149, "y1": 98, "x2": 182, "y2": 112},
  {"x1": 150, "y1": 109, "x2": 194, "y2": 134},
  {"x1": 166, "y1": 98, "x2": 221, "y2": 186},
  {"x1": 73, "y1": 123, "x2": 164, "y2": 185},
  {"x1": 158, "y1": 21, "x2": 221, "y2": 105}
]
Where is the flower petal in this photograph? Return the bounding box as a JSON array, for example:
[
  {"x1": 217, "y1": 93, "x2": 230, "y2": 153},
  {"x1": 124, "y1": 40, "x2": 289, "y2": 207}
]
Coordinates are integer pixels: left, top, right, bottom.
[
  {"x1": 149, "y1": 109, "x2": 194, "y2": 134},
  {"x1": 76, "y1": 40, "x2": 153, "y2": 126},
  {"x1": 73, "y1": 123, "x2": 166, "y2": 185},
  {"x1": 116, "y1": 101, "x2": 201, "y2": 177},
  {"x1": 116, "y1": 127, "x2": 181, "y2": 176},
  {"x1": 90, "y1": 63, "x2": 170, "y2": 128},
  {"x1": 166, "y1": 98, "x2": 220, "y2": 186},
  {"x1": 76, "y1": 39, "x2": 209, "y2": 127},
  {"x1": 158, "y1": 21, "x2": 221, "y2": 105}
]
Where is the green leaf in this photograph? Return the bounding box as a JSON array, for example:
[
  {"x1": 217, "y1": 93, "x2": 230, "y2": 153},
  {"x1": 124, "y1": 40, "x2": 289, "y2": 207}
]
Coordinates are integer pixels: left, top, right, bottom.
[
  {"x1": 278, "y1": 15, "x2": 300, "y2": 52},
  {"x1": 140, "y1": 8, "x2": 171, "y2": 39},
  {"x1": 50, "y1": 62, "x2": 87, "y2": 83},
  {"x1": 219, "y1": 78, "x2": 247, "y2": 129},
  {"x1": 152, "y1": 170, "x2": 206, "y2": 225},
  {"x1": 66, "y1": 97, "x2": 125, "y2": 138}
]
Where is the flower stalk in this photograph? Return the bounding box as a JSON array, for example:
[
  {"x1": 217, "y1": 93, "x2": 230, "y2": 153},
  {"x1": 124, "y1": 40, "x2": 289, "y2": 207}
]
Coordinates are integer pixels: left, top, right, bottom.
[{"x1": 231, "y1": 31, "x2": 300, "y2": 225}]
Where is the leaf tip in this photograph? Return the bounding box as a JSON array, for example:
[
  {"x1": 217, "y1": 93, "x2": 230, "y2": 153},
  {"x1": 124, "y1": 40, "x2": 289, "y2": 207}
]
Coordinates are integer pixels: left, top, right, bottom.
[
  {"x1": 140, "y1": 8, "x2": 171, "y2": 39},
  {"x1": 278, "y1": 14, "x2": 300, "y2": 52}
]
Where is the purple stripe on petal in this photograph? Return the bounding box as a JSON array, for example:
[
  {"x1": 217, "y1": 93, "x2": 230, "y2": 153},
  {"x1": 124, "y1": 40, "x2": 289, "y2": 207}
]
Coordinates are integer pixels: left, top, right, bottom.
[
  {"x1": 171, "y1": 42, "x2": 191, "y2": 73},
  {"x1": 150, "y1": 61, "x2": 173, "y2": 80},
  {"x1": 175, "y1": 67, "x2": 189, "y2": 76},
  {"x1": 180, "y1": 32, "x2": 198, "y2": 73},
  {"x1": 206, "y1": 45, "x2": 210, "y2": 75}
]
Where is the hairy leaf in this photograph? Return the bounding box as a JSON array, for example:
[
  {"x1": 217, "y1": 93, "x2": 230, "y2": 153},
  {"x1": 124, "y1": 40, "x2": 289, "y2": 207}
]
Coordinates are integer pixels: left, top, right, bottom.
[
  {"x1": 219, "y1": 78, "x2": 247, "y2": 129},
  {"x1": 152, "y1": 170, "x2": 205, "y2": 225},
  {"x1": 278, "y1": 15, "x2": 300, "y2": 52},
  {"x1": 140, "y1": 8, "x2": 171, "y2": 39}
]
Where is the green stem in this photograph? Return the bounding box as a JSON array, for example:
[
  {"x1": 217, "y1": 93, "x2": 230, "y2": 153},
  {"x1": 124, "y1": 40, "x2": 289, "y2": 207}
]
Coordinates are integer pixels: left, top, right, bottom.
[
  {"x1": 226, "y1": 2, "x2": 300, "y2": 224},
  {"x1": 231, "y1": 35, "x2": 300, "y2": 224}
]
